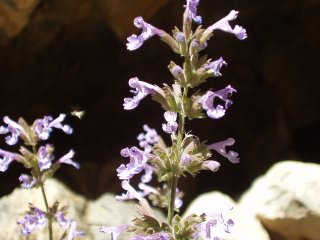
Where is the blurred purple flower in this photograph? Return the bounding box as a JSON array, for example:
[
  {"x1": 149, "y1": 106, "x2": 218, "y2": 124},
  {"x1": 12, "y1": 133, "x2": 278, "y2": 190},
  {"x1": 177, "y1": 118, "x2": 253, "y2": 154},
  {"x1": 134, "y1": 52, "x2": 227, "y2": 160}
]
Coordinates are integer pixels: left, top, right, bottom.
[
  {"x1": 116, "y1": 180, "x2": 143, "y2": 201},
  {"x1": 123, "y1": 77, "x2": 158, "y2": 110},
  {"x1": 208, "y1": 138, "x2": 239, "y2": 164},
  {"x1": 99, "y1": 225, "x2": 129, "y2": 240},
  {"x1": 67, "y1": 221, "x2": 85, "y2": 240},
  {"x1": 127, "y1": 17, "x2": 162, "y2": 51},
  {"x1": 201, "y1": 160, "x2": 221, "y2": 172},
  {"x1": 137, "y1": 124, "x2": 159, "y2": 153},
  {"x1": 38, "y1": 144, "x2": 54, "y2": 170},
  {"x1": 162, "y1": 111, "x2": 178, "y2": 134},
  {"x1": 130, "y1": 232, "x2": 172, "y2": 240},
  {"x1": 34, "y1": 114, "x2": 73, "y2": 140},
  {"x1": 193, "y1": 212, "x2": 234, "y2": 240},
  {"x1": 57, "y1": 150, "x2": 80, "y2": 169},
  {"x1": 203, "y1": 57, "x2": 227, "y2": 77},
  {"x1": 184, "y1": 0, "x2": 202, "y2": 24},
  {"x1": 117, "y1": 146, "x2": 149, "y2": 180},
  {"x1": 0, "y1": 116, "x2": 27, "y2": 145},
  {"x1": 55, "y1": 211, "x2": 71, "y2": 229},
  {"x1": 199, "y1": 85, "x2": 236, "y2": 119},
  {"x1": 0, "y1": 149, "x2": 22, "y2": 172},
  {"x1": 19, "y1": 174, "x2": 37, "y2": 189},
  {"x1": 17, "y1": 207, "x2": 47, "y2": 235}
]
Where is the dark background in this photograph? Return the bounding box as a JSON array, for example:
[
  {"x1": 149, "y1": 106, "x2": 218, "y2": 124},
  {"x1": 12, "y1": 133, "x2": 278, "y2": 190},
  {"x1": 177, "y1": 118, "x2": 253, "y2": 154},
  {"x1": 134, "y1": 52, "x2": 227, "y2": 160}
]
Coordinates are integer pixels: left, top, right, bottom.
[{"x1": 0, "y1": 0, "x2": 319, "y2": 210}]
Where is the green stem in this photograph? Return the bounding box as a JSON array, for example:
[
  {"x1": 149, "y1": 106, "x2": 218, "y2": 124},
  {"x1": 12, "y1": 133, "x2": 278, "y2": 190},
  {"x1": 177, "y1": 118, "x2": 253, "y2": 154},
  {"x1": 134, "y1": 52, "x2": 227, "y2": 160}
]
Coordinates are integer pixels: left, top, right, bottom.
[
  {"x1": 167, "y1": 175, "x2": 178, "y2": 225},
  {"x1": 40, "y1": 183, "x2": 52, "y2": 240},
  {"x1": 32, "y1": 146, "x2": 53, "y2": 240}
]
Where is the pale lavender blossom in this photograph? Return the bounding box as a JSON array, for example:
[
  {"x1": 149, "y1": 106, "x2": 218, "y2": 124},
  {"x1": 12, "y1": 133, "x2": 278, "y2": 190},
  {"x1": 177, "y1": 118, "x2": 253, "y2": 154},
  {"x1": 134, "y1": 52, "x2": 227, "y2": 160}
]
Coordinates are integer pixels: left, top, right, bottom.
[
  {"x1": 162, "y1": 111, "x2": 178, "y2": 134},
  {"x1": 67, "y1": 221, "x2": 85, "y2": 240},
  {"x1": 138, "y1": 182, "x2": 158, "y2": 197},
  {"x1": 0, "y1": 149, "x2": 22, "y2": 172},
  {"x1": 180, "y1": 153, "x2": 192, "y2": 167},
  {"x1": 37, "y1": 144, "x2": 54, "y2": 170},
  {"x1": 199, "y1": 85, "x2": 236, "y2": 119},
  {"x1": 17, "y1": 207, "x2": 47, "y2": 235},
  {"x1": 34, "y1": 114, "x2": 73, "y2": 140},
  {"x1": 117, "y1": 146, "x2": 149, "y2": 180},
  {"x1": 208, "y1": 138, "x2": 239, "y2": 164},
  {"x1": 203, "y1": 57, "x2": 227, "y2": 76},
  {"x1": 99, "y1": 225, "x2": 129, "y2": 240},
  {"x1": 141, "y1": 163, "x2": 154, "y2": 183},
  {"x1": 175, "y1": 32, "x2": 185, "y2": 43},
  {"x1": 207, "y1": 10, "x2": 247, "y2": 40},
  {"x1": 137, "y1": 124, "x2": 159, "y2": 153},
  {"x1": 0, "y1": 116, "x2": 27, "y2": 145},
  {"x1": 127, "y1": 17, "x2": 162, "y2": 51},
  {"x1": 55, "y1": 211, "x2": 71, "y2": 229},
  {"x1": 201, "y1": 160, "x2": 221, "y2": 172},
  {"x1": 57, "y1": 149, "x2": 80, "y2": 169},
  {"x1": 116, "y1": 180, "x2": 143, "y2": 201},
  {"x1": 123, "y1": 77, "x2": 158, "y2": 110},
  {"x1": 130, "y1": 232, "x2": 172, "y2": 240},
  {"x1": 193, "y1": 212, "x2": 234, "y2": 240},
  {"x1": 67, "y1": 221, "x2": 86, "y2": 240},
  {"x1": 184, "y1": 0, "x2": 202, "y2": 24},
  {"x1": 19, "y1": 174, "x2": 37, "y2": 189}
]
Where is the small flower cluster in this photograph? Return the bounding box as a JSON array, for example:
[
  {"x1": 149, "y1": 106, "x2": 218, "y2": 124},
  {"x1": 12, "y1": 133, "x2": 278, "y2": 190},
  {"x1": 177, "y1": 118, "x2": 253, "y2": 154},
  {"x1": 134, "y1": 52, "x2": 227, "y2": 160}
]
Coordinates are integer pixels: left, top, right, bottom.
[
  {"x1": 100, "y1": 0, "x2": 246, "y2": 239},
  {"x1": 0, "y1": 114, "x2": 84, "y2": 240}
]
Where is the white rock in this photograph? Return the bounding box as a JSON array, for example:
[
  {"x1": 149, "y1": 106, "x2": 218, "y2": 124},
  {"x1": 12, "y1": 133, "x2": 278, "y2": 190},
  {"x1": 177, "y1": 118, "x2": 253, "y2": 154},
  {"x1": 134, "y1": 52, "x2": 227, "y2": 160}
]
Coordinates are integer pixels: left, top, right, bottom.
[
  {"x1": 0, "y1": 178, "x2": 90, "y2": 240},
  {"x1": 239, "y1": 160, "x2": 320, "y2": 240},
  {"x1": 183, "y1": 191, "x2": 270, "y2": 240},
  {"x1": 85, "y1": 193, "x2": 166, "y2": 240}
]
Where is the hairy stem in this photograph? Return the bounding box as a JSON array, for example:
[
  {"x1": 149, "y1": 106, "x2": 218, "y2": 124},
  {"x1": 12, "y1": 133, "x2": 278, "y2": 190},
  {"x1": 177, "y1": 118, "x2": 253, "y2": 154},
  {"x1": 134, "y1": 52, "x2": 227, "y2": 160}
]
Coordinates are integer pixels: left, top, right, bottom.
[
  {"x1": 167, "y1": 175, "x2": 178, "y2": 225},
  {"x1": 32, "y1": 145, "x2": 53, "y2": 240}
]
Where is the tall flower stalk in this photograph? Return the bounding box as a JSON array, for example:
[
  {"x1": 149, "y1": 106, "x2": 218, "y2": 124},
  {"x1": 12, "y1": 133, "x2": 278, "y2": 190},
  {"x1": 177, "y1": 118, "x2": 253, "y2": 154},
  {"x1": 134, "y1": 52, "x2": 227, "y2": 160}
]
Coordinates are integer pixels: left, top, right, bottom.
[
  {"x1": 101, "y1": 0, "x2": 247, "y2": 239},
  {"x1": 0, "y1": 114, "x2": 84, "y2": 240}
]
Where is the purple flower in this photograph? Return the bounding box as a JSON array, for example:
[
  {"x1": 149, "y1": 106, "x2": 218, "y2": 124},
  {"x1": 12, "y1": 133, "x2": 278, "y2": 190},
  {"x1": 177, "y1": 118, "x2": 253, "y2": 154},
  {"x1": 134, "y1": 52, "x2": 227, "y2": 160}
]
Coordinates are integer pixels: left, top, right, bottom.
[
  {"x1": 57, "y1": 150, "x2": 80, "y2": 169},
  {"x1": 17, "y1": 207, "x2": 47, "y2": 235},
  {"x1": 55, "y1": 211, "x2": 71, "y2": 229},
  {"x1": 199, "y1": 85, "x2": 236, "y2": 119},
  {"x1": 201, "y1": 160, "x2": 221, "y2": 172},
  {"x1": 67, "y1": 221, "x2": 85, "y2": 240},
  {"x1": 0, "y1": 116, "x2": 27, "y2": 145},
  {"x1": 126, "y1": 16, "x2": 162, "y2": 51},
  {"x1": 184, "y1": 0, "x2": 202, "y2": 24},
  {"x1": 117, "y1": 146, "x2": 149, "y2": 180},
  {"x1": 99, "y1": 225, "x2": 129, "y2": 240},
  {"x1": 180, "y1": 153, "x2": 192, "y2": 167},
  {"x1": 33, "y1": 114, "x2": 73, "y2": 140},
  {"x1": 207, "y1": 10, "x2": 247, "y2": 40},
  {"x1": 137, "y1": 124, "x2": 159, "y2": 153},
  {"x1": 116, "y1": 180, "x2": 143, "y2": 201},
  {"x1": 123, "y1": 77, "x2": 158, "y2": 110},
  {"x1": 203, "y1": 57, "x2": 227, "y2": 77},
  {"x1": 0, "y1": 149, "x2": 22, "y2": 172},
  {"x1": 130, "y1": 232, "x2": 172, "y2": 240},
  {"x1": 208, "y1": 138, "x2": 239, "y2": 164},
  {"x1": 141, "y1": 163, "x2": 154, "y2": 183},
  {"x1": 138, "y1": 182, "x2": 158, "y2": 197},
  {"x1": 193, "y1": 212, "x2": 234, "y2": 240},
  {"x1": 162, "y1": 111, "x2": 178, "y2": 134},
  {"x1": 38, "y1": 144, "x2": 54, "y2": 170},
  {"x1": 19, "y1": 174, "x2": 37, "y2": 189}
]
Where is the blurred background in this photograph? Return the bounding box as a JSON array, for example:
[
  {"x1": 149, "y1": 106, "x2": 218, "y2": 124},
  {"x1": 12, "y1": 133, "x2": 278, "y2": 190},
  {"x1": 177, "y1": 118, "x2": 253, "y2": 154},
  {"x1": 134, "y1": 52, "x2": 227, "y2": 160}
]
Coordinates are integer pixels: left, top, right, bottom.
[{"x1": 0, "y1": 0, "x2": 319, "y2": 210}]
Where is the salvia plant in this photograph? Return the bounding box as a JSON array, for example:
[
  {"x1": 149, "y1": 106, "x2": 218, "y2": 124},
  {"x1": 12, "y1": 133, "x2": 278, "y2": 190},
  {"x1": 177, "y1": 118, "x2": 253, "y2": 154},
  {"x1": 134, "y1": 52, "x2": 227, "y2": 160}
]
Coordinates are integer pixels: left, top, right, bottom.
[
  {"x1": 99, "y1": 0, "x2": 247, "y2": 239},
  {"x1": 0, "y1": 114, "x2": 85, "y2": 240}
]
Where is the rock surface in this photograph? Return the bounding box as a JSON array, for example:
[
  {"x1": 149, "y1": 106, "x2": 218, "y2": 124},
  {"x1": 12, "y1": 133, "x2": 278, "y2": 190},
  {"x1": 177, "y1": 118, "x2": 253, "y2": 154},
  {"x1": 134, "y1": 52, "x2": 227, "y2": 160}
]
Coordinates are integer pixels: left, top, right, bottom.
[
  {"x1": 183, "y1": 191, "x2": 270, "y2": 240},
  {"x1": 0, "y1": 179, "x2": 89, "y2": 240},
  {"x1": 239, "y1": 161, "x2": 320, "y2": 240}
]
